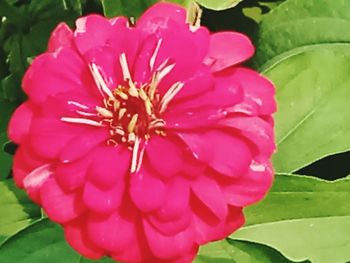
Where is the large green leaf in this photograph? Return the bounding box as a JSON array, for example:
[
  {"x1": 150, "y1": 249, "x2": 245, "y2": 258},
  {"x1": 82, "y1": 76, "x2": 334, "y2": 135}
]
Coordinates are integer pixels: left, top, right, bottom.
[
  {"x1": 0, "y1": 179, "x2": 41, "y2": 243},
  {"x1": 253, "y1": 0, "x2": 350, "y2": 71},
  {"x1": 230, "y1": 174, "x2": 350, "y2": 262},
  {"x1": 267, "y1": 45, "x2": 350, "y2": 172},
  {"x1": 245, "y1": 174, "x2": 350, "y2": 225},
  {"x1": 195, "y1": 239, "x2": 305, "y2": 262},
  {"x1": 101, "y1": 0, "x2": 191, "y2": 18},
  {"x1": 0, "y1": 219, "x2": 115, "y2": 263},
  {"x1": 251, "y1": 0, "x2": 350, "y2": 173},
  {"x1": 233, "y1": 216, "x2": 350, "y2": 263}
]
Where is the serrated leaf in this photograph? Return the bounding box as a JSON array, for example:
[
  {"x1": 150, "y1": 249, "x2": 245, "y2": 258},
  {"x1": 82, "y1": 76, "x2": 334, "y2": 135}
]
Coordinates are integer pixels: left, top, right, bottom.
[
  {"x1": 0, "y1": 179, "x2": 41, "y2": 243},
  {"x1": 197, "y1": 0, "x2": 243, "y2": 11},
  {"x1": 230, "y1": 174, "x2": 350, "y2": 262},
  {"x1": 195, "y1": 239, "x2": 305, "y2": 263}
]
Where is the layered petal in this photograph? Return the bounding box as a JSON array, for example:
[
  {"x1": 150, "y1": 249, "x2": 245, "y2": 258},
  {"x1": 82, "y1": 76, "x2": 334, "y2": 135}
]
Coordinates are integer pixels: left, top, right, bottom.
[
  {"x1": 40, "y1": 177, "x2": 86, "y2": 223},
  {"x1": 205, "y1": 32, "x2": 254, "y2": 72}
]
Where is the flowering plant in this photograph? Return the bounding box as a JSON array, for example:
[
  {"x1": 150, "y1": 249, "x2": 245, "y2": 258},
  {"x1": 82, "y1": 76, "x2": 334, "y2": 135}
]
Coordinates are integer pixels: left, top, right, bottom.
[{"x1": 0, "y1": 0, "x2": 350, "y2": 263}]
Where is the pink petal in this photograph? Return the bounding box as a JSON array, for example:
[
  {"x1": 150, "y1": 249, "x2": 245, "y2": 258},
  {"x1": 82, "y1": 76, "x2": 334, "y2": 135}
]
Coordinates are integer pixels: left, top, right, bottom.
[
  {"x1": 169, "y1": 76, "x2": 243, "y2": 111},
  {"x1": 191, "y1": 200, "x2": 244, "y2": 244},
  {"x1": 87, "y1": 146, "x2": 130, "y2": 189},
  {"x1": 222, "y1": 160, "x2": 274, "y2": 207},
  {"x1": 109, "y1": 16, "x2": 129, "y2": 28},
  {"x1": 146, "y1": 135, "x2": 184, "y2": 179},
  {"x1": 64, "y1": 218, "x2": 104, "y2": 259},
  {"x1": 29, "y1": 117, "x2": 87, "y2": 159},
  {"x1": 55, "y1": 157, "x2": 91, "y2": 191},
  {"x1": 178, "y1": 130, "x2": 252, "y2": 177},
  {"x1": 129, "y1": 165, "x2": 167, "y2": 212},
  {"x1": 47, "y1": 22, "x2": 74, "y2": 52},
  {"x1": 164, "y1": 108, "x2": 228, "y2": 130},
  {"x1": 83, "y1": 46, "x2": 123, "y2": 89},
  {"x1": 59, "y1": 129, "x2": 108, "y2": 163},
  {"x1": 87, "y1": 212, "x2": 136, "y2": 253},
  {"x1": 221, "y1": 67, "x2": 276, "y2": 115},
  {"x1": 154, "y1": 177, "x2": 190, "y2": 221},
  {"x1": 23, "y1": 164, "x2": 53, "y2": 204},
  {"x1": 74, "y1": 15, "x2": 139, "y2": 71},
  {"x1": 137, "y1": 3, "x2": 187, "y2": 35},
  {"x1": 12, "y1": 145, "x2": 48, "y2": 189},
  {"x1": 132, "y1": 35, "x2": 158, "y2": 84},
  {"x1": 143, "y1": 219, "x2": 195, "y2": 260},
  {"x1": 8, "y1": 102, "x2": 34, "y2": 144},
  {"x1": 74, "y1": 14, "x2": 114, "y2": 54},
  {"x1": 147, "y1": 211, "x2": 191, "y2": 236},
  {"x1": 82, "y1": 180, "x2": 124, "y2": 214},
  {"x1": 171, "y1": 65, "x2": 213, "y2": 101},
  {"x1": 205, "y1": 32, "x2": 254, "y2": 72},
  {"x1": 218, "y1": 116, "x2": 275, "y2": 156},
  {"x1": 191, "y1": 175, "x2": 228, "y2": 220},
  {"x1": 22, "y1": 48, "x2": 91, "y2": 104},
  {"x1": 40, "y1": 177, "x2": 86, "y2": 223}
]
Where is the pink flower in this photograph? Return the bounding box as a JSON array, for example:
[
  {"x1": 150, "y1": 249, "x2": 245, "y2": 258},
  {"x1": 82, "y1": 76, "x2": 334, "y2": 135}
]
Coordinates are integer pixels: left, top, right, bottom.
[{"x1": 8, "y1": 2, "x2": 275, "y2": 263}]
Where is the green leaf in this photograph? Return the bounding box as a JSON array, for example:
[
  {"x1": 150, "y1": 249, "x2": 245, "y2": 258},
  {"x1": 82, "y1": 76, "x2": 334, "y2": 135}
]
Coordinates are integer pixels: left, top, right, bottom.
[
  {"x1": 233, "y1": 216, "x2": 350, "y2": 263},
  {"x1": 0, "y1": 179, "x2": 41, "y2": 243},
  {"x1": 195, "y1": 239, "x2": 305, "y2": 262},
  {"x1": 244, "y1": 174, "x2": 350, "y2": 225},
  {"x1": 101, "y1": 0, "x2": 191, "y2": 19},
  {"x1": 267, "y1": 45, "x2": 350, "y2": 172},
  {"x1": 0, "y1": 98, "x2": 17, "y2": 179},
  {"x1": 230, "y1": 174, "x2": 350, "y2": 262},
  {"x1": 0, "y1": 219, "x2": 115, "y2": 263},
  {"x1": 0, "y1": 133, "x2": 12, "y2": 180},
  {"x1": 1, "y1": 0, "x2": 82, "y2": 103},
  {"x1": 253, "y1": 0, "x2": 350, "y2": 71},
  {"x1": 196, "y1": 0, "x2": 243, "y2": 11},
  {"x1": 251, "y1": 0, "x2": 350, "y2": 172}
]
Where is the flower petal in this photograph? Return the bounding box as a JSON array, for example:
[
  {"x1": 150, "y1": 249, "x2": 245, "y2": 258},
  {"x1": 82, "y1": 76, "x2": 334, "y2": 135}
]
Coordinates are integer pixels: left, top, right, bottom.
[
  {"x1": 22, "y1": 48, "x2": 92, "y2": 104},
  {"x1": 222, "y1": 67, "x2": 276, "y2": 115},
  {"x1": 178, "y1": 130, "x2": 253, "y2": 177},
  {"x1": 87, "y1": 211, "x2": 136, "y2": 254},
  {"x1": 48, "y1": 22, "x2": 74, "y2": 52},
  {"x1": 55, "y1": 157, "x2": 91, "y2": 192},
  {"x1": 130, "y1": 164, "x2": 167, "y2": 212},
  {"x1": 143, "y1": 219, "x2": 195, "y2": 260},
  {"x1": 40, "y1": 177, "x2": 86, "y2": 223},
  {"x1": 218, "y1": 116, "x2": 275, "y2": 156},
  {"x1": 205, "y1": 32, "x2": 254, "y2": 72},
  {"x1": 191, "y1": 175, "x2": 228, "y2": 220},
  {"x1": 83, "y1": 180, "x2": 124, "y2": 214},
  {"x1": 64, "y1": 218, "x2": 104, "y2": 259},
  {"x1": 137, "y1": 2, "x2": 187, "y2": 35},
  {"x1": 146, "y1": 135, "x2": 184, "y2": 179},
  {"x1": 8, "y1": 102, "x2": 34, "y2": 144},
  {"x1": 87, "y1": 146, "x2": 130, "y2": 189},
  {"x1": 222, "y1": 160, "x2": 273, "y2": 207}
]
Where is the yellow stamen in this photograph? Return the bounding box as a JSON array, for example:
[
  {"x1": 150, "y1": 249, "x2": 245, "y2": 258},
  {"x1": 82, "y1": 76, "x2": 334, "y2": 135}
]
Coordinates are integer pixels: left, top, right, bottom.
[
  {"x1": 118, "y1": 108, "x2": 127, "y2": 120},
  {"x1": 128, "y1": 114, "x2": 139, "y2": 133},
  {"x1": 96, "y1": 106, "x2": 113, "y2": 118}
]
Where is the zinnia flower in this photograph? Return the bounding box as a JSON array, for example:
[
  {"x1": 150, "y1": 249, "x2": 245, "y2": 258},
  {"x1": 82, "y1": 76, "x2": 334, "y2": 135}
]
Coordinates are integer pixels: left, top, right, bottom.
[{"x1": 8, "y1": 2, "x2": 275, "y2": 263}]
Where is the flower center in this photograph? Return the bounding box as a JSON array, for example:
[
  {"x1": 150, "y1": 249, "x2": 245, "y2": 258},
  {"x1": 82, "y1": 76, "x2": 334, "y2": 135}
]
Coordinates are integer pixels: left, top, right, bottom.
[
  {"x1": 60, "y1": 49, "x2": 184, "y2": 173},
  {"x1": 99, "y1": 83, "x2": 166, "y2": 147}
]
